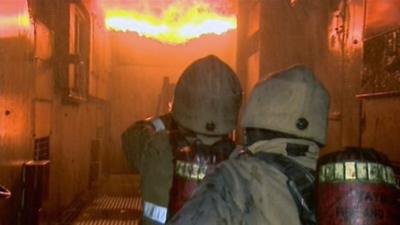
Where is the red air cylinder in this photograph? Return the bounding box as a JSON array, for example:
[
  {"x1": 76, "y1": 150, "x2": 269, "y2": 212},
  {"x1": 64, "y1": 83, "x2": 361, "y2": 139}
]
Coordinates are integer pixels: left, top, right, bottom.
[
  {"x1": 168, "y1": 132, "x2": 234, "y2": 218},
  {"x1": 168, "y1": 143, "x2": 231, "y2": 216},
  {"x1": 317, "y1": 147, "x2": 400, "y2": 225}
]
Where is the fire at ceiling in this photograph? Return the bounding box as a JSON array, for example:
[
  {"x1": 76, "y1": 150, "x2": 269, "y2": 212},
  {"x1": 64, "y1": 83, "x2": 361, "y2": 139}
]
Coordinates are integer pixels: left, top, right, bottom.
[
  {"x1": 0, "y1": 0, "x2": 32, "y2": 38},
  {"x1": 0, "y1": 0, "x2": 236, "y2": 45},
  {"x1": 100, "y1": 0, "x2": 237, "y2": 45}
]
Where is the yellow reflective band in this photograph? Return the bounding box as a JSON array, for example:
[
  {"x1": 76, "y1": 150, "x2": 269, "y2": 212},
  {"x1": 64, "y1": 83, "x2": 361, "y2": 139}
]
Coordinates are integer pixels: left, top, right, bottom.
[
  {"x1": 319, "y1": 161, "x2": 398, "y2": 185},
  {"x1": 175, "y1": 160, "x2": 207, "y2": 181}
]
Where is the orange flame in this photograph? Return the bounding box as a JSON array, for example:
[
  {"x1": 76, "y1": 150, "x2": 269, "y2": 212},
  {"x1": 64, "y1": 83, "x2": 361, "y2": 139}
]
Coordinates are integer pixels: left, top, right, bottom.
[
  {"x1": 0, "y1": 0, "x2": 32, "y2": 38},
  {"x1": 102, "y1": 1, "x2": 236, "y2": 45}
]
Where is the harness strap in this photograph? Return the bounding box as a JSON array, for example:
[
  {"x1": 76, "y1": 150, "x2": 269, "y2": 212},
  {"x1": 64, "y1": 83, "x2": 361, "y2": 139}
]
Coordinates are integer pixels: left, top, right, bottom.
[{"x1": 255, "y1": 152, "x2": 316, "y2": 225}]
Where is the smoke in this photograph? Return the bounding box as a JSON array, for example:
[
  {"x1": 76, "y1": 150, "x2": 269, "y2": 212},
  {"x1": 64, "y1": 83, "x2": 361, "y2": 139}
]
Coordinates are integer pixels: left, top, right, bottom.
[
  {"x1": 0, "y1": 0, "x2": 28, "y2": 16},
  {"x1": 365, "y1": 0, "x2": 400, "y2": 38}
]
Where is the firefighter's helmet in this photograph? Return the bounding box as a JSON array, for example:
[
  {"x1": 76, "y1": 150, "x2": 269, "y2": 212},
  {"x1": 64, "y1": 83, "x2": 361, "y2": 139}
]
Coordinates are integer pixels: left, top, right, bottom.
[
  {"x1": 172, "y1": 55, "x2": 242, "y2": 135},
  {"x1": 241, "y1": 65, "x2": 330, "y2": 145}
]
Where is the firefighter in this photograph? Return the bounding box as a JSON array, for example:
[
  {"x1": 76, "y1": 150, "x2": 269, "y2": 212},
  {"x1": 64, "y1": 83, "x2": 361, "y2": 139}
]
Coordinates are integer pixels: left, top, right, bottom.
[
  {"x1": 121, "y1": 55, "x2": 242, "y2": 225},
  {"x1": 167, "y1": 65, "x2": 330, "y2": 225}
]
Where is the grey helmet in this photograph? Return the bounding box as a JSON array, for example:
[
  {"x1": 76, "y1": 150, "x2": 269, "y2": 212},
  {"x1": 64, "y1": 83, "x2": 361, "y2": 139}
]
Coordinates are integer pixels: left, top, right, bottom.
[
  {"x1": 172, "y1": 55, "x2": 242, "y2": 135},
  {"x1": 240, "y1": 65, "x2": 330, "y2": 145}
]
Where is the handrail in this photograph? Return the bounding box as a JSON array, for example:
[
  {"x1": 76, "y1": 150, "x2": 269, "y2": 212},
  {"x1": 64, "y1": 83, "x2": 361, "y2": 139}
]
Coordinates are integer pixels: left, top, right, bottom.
[{"x1": 0, "y1": 185, "x2": 11, "y2": 199}]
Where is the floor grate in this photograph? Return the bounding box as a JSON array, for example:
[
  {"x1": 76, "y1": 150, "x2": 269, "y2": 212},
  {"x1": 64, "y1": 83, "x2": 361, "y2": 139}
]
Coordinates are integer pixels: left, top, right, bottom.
[
  {"x1": 73, "y1": 220, "x2": 139, "y2": 225},
  {"x1": 91, "y1": 196, "x2": 141, "y2": 210},
  {"x1": 72, "y1": 195, "x2": 142, "y2": 225}
]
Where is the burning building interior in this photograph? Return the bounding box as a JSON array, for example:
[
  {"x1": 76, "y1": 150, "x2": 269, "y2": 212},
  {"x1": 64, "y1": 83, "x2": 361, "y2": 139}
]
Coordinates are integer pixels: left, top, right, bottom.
[{"x1": 0, "y1": 0, "x2": 399, "y2": 224}]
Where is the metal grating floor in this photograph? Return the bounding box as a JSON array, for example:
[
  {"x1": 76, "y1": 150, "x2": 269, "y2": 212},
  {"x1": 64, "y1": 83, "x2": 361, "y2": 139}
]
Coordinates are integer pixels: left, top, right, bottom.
[
  {"x1": 72, "y1": 195, "x2": 142, "y2": 225},
  {"x1": 90, "y1": 196, "x2": 141, "y2": 210},
  {"x1": 74, "y1": 221, "x2": 138, "y2": 225},
  {"x1": 70, "y1": 175, "x2": 142, "y2": 225}
]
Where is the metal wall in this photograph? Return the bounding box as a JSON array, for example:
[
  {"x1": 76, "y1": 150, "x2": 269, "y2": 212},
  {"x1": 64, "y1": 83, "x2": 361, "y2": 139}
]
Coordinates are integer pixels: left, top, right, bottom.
[
  {"x1": 0, "y1": 34, "x2": 35, "y2": 225},
  {"x1": 0, "y1": 0, "x2": 111, "y2": 224},
  {"x1": 237, "y1": 0, "x2": 400, "y2": 163}
]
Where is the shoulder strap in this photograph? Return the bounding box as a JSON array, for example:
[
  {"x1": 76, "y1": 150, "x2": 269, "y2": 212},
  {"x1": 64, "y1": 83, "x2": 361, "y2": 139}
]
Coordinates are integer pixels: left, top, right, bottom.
[{"x1": 255, "y1": 152, "x2": 316, "y2": 225}]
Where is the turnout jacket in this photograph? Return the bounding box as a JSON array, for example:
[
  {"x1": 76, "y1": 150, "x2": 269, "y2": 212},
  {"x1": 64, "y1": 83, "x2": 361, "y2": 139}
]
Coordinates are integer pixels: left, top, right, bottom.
[
  {"x1": 122, "y1": 116, "x2": 174, "y2": 225},
  {"x1": 168, "y1": 138, "x2": 320, "y2": 225},
  {"x1": 121, "y1": 115, "x2": 235, "y2": 225}
]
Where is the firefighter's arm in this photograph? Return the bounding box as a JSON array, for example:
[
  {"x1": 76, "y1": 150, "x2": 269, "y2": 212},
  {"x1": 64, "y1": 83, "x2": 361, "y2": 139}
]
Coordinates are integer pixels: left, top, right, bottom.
[{"x1": 121, "y1": 113, "x2": 174, "y2": 172}]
